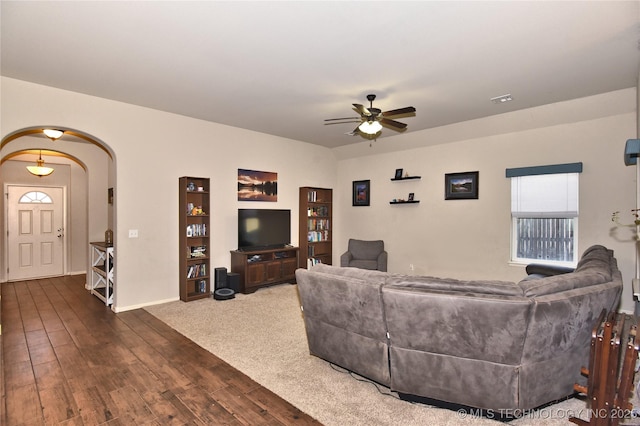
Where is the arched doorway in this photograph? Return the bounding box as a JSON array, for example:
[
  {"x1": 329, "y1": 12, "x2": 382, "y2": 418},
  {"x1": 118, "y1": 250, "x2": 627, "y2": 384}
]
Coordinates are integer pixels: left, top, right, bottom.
[{"x1": 0, "y1": 127, "x2": 116, "y2": 305}]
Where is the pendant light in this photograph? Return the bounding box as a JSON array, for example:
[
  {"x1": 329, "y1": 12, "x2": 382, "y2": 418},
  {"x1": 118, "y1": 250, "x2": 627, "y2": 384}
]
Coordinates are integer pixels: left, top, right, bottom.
[
  {"x1": 26, "y1": 150, "x2": 54, "y2": 177},
  {"x1": 43, "y1": 129, "x2": 64, "y2": 141}
]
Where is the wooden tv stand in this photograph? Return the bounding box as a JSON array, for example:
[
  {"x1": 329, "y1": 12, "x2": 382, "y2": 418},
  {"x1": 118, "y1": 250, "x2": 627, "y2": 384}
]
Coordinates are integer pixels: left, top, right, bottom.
[{"x1": 230, "y1": 246, "x2": 299, "y2": 294}]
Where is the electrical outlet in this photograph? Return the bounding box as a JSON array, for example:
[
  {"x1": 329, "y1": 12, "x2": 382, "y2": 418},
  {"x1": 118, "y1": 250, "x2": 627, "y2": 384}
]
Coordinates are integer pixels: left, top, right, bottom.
[
  {"x1": 409, "y1": 264, "x2": 414, "y2": 271},
  {"x1": 128, "y1": 229, "x2": 139, "y2": 238}
]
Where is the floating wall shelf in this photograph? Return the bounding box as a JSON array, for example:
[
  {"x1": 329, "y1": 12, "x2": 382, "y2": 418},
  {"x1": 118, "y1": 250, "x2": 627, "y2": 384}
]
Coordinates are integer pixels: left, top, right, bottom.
[
  {"x1": 390, "y1": 176, "x2": 421, "y2": 181},
  {"x1": 390, "y1": 200, "x2": 420, "y2": 205}
]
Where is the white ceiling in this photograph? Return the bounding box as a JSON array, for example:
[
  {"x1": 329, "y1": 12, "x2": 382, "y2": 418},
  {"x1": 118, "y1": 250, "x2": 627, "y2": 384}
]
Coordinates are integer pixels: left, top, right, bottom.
[{"x1": 2, "y1": 1, "x2": 639, "y2": 149}]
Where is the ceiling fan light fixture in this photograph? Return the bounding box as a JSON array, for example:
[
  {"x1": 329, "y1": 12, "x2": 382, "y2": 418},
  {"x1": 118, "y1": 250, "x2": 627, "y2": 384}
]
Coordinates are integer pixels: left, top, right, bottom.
[
  {"x1": 358, "y1": 120, "x2": 382, "y2": 135},
  {"x1": 43, "y1": 129, "x2": 64, "y2": 140},
  {"x1": 26, "y1": 150, "x2": 54, "y2": 177}
]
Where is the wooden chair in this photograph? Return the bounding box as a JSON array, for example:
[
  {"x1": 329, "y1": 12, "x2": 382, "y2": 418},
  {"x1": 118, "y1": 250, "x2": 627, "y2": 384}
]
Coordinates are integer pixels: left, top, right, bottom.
[{"x1": 570, "y1": 310, "x2": 638, "y2": 426}]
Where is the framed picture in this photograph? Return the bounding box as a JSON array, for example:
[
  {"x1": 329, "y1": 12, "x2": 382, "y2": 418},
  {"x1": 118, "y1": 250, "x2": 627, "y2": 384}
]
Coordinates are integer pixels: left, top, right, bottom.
[
  {"x1": 445, "y1": 171, "x2": 479, "y2": 200},
  {"x1": 237, "y1": 169, "x2": 278, "y2": 201},
  {"x1": 352, "y1": 180, "x2": 370, "y2": 206},
  {"x1": 394, "y1": 168, "x2": 403, "y2": 179},
  {"x1": 408, "y1": 192, "x2": 415, "y2": 201}
]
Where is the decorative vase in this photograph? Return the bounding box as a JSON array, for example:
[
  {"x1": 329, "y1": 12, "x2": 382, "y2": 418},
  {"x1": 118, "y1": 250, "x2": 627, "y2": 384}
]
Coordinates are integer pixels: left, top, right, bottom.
[{"x1": 105, "y1": 229, "x2": 113, "y2": 246}]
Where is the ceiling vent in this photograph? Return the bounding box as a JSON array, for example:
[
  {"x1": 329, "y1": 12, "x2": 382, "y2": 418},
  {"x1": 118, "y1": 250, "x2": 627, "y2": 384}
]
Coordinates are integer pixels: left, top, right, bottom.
[{"x1": 490, "y1": 94, "x2": 513, "y2": 104}]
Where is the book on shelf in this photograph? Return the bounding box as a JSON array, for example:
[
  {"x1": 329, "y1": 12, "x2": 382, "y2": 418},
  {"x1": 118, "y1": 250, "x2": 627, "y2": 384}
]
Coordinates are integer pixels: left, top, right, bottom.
[
  {"x1": 189, "y1": 245, "x2": 207, "y2": 258},
  {"x1": 307, "y1": 258, "x2": 322, "y2": 269},
  {"x1": 186, "y1": 224, "x2": 207, "y2": 237},
  {"x1": 187, "y1": 263, "x2": 207, "y2": 279},
  {"x1": 308, "y1": 218, "x2": 330, "y2": 230},
  {"x1": 307, "y1": 230, "x2": 330, "y2": 242},
  {"x1": 307, "y1": 206, "x2": 329, "y2": 217}
]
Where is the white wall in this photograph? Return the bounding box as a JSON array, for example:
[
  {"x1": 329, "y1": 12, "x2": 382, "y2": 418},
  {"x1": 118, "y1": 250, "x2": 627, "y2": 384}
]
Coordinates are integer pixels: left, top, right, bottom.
[
  {"x1": 1, "y1": 77, "x2": 336, "y2": 311},
  {"x1": 334, "y1": 89, "x2": 638, "y2": 313},
  {"x1": 2, "y1": 77, "x2": 637, "y2": 313}
]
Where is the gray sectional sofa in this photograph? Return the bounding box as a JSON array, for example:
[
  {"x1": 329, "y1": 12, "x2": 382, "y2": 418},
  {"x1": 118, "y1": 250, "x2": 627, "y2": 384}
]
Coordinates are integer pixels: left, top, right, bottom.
[{"x1": 295, "y1": 245, "x2": 623, "y2": 412}]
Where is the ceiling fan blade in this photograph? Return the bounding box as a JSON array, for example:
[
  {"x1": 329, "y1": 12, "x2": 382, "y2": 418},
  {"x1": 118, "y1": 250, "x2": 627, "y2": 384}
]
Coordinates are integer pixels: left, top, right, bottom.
[
  {"x1": 352, "y1": 103, "x2": 371, "y2": 117},
  {"x1": 325, "y1": 120, "x2": 361, "y2": 126},
  {"x1": 346, "y1": 124, "x2": 361, "y2": 136},
  {"x1": 380, "y1": 118, "x2": 408, "y2": 130},
  {"x1": 324, "y1": 117, "x2": 361, "y2": 122},
  {"x1": 381, "y1": 106, "x2": 416, "y2": 117}
]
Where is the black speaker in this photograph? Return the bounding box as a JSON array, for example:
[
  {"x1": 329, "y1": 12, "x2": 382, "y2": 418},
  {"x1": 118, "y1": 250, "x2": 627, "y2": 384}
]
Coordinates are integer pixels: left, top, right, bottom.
[
  {"x1": 214, "y1": 267, "x2": 228, "y2": 290},
  {"x1": 227, "y1": 272, "x2": 240, "y2": 293}
]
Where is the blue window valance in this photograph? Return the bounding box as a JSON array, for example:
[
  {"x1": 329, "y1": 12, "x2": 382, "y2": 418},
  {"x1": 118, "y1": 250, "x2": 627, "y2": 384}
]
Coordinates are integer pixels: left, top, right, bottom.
[{"x1": 505, "y1": 162, "x2": 583, "y2": 178}]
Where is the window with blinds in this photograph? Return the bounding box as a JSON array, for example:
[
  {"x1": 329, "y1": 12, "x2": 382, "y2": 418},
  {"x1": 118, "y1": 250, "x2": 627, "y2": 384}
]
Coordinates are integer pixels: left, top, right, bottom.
[{"x1": 507, "y1": 163, "x2": 581, "y2": 266}]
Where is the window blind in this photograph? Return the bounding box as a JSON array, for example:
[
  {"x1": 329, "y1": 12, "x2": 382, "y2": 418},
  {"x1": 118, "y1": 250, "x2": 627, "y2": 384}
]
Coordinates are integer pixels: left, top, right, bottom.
[{"x1": 511, "y1": 173, "x2": 579, "y2": 218}]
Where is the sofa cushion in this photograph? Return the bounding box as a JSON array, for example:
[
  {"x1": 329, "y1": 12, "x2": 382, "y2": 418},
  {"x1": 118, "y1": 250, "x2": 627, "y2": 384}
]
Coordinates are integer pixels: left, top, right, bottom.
[
  {"x1": 519, "y1": 271, "x2": 607, "y2": 297},
  {"x1": 386, "y1": 275, "x2": 523, "y2": 297},
  {"x1": 519, "y1": 245, "x2": 614, "y2": 296},
  {"x1": 348, "y1": 239, "x2": 384, "y2": 260},
  {"x1": 349, "y1": 259, "x2": 379, "y2": 270},
  {"x1": 382, "y1": 285, "x2": 531, "y2": 365},
  {"x1": 575, "y1": 245, "x2": 612, "y2": 278},
  {"x1": 295, "y1": 269, "x2": 388, "y2": 341},
  {"x1": 310, "y1": 263, "x2": 388, "y2": 283}
]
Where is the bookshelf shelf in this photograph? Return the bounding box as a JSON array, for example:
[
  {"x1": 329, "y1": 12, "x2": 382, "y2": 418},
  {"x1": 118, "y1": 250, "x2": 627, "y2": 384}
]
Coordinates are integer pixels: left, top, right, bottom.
[
  {"x1": 179, "y1": 176, "x2": 211, "y2": 301},
  {"x1": 299, "y1": 187, "x2": 332, "y2": 269}
]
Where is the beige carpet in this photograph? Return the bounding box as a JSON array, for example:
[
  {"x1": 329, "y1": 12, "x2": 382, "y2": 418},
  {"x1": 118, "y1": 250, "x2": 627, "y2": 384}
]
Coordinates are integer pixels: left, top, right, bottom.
[{"x1": 145, "y1": 283, "x2": 592, "y2": 425}]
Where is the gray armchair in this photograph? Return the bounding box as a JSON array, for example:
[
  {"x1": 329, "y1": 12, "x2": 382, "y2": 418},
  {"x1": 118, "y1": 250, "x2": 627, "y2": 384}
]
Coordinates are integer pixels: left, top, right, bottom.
[{"x1": 340, "y1": 239, "x2": 387, "y2": 272}]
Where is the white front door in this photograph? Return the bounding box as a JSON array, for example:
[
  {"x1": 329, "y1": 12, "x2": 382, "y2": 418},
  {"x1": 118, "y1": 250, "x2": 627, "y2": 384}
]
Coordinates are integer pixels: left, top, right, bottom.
[{"x1": 7, "y1": 186, "x2": 65, "y2": 281}]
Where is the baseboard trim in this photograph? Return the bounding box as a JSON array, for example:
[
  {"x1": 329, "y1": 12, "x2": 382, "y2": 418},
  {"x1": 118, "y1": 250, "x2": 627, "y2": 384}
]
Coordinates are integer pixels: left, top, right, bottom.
[{"x1": 113, "y1": 296, "x2": 180, "y2": 313}]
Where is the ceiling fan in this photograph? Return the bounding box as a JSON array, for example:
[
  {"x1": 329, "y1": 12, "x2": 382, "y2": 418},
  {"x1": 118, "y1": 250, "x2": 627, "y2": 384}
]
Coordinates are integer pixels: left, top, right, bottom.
[{"x1": 324, "y1": 94, "x2": 416, "y2": 137}]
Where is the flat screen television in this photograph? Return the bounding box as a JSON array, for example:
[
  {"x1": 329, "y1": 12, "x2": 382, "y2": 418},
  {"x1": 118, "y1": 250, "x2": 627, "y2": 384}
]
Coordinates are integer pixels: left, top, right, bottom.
[{"x1": 238, "y1": 208, "x2": 291, "y2": 251}]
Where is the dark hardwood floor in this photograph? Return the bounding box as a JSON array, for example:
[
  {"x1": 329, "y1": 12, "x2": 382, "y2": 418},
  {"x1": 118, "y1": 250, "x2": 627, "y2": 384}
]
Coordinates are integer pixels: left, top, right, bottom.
[{"x1": 1, "y1": 275, "x2": 321, "y2": 425}]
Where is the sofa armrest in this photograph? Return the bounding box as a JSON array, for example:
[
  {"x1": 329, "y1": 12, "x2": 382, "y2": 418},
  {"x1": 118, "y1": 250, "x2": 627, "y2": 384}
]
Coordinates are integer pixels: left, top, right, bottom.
[
  {"x1": 525, "y1": 263, "x2": 575, "y2": 277},
  {"x1": 340, "y1": 251, "x2": 352, "y2": 267},
  {"x1": 377, "y1": 251, "x2": 388, "y2": 272}
]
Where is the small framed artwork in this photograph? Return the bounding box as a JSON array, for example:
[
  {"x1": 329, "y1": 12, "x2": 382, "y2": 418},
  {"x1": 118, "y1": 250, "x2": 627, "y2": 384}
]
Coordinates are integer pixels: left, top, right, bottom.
[
  {"x1": 445, "y1": 171, "x2": 479, "y2": 200},
  {"x1": 352, "y1": 180, "x2": 370, "y2": 206},
  {"x1": 108, "y1": 187, "x2": 114, "y2": 205},
  {"x1": 394, "y1": 168, "x2": 403, "y2": 179},
  {"x1": 408, "y1": 192, "x2": 415, "y2": 201}
]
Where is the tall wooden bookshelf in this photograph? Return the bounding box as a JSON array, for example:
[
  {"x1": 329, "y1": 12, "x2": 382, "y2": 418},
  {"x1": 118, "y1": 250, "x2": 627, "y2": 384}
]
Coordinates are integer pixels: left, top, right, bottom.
[
  {"x1": 179, "y1": 176, "x2": 211, "y2": 301},
  {"x1": 299, "y1": 187, "x2": 332, "y2": 269}
]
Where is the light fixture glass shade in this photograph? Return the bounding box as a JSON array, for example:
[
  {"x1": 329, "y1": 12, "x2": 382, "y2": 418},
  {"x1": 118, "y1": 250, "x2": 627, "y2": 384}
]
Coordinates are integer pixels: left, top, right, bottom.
[
  {"x1": 43, "y1": 129, "x2": 64, "y2": 140},
  {"x1": 358, "y1": 120, "x2": 382, "y2": 135},
  {"x1": 26, "y1": 152, "x2": 54, "y2": 177}
]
